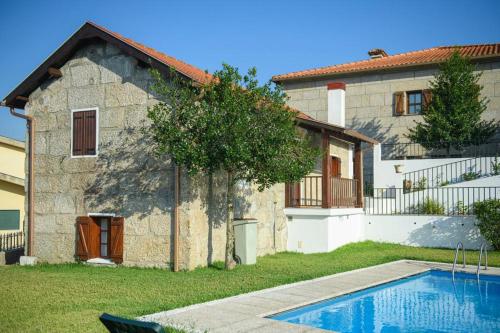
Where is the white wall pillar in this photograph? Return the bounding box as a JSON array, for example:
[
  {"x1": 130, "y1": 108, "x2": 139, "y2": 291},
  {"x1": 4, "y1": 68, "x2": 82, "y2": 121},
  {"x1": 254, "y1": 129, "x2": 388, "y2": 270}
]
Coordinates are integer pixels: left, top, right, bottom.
[
  {"x1": 327, "y1": 82, "x2": 346, "y2": 127},
  {"x1": 348, "y1": 144, "x2": 354, "y2": 179}
]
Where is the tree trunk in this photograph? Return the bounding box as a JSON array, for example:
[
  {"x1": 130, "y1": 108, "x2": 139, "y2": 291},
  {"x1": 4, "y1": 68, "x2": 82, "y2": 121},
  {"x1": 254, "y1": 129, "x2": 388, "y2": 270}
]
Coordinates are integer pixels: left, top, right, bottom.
[{"x1": 225, "y1": 171, "x2": 236, "y2": 270}]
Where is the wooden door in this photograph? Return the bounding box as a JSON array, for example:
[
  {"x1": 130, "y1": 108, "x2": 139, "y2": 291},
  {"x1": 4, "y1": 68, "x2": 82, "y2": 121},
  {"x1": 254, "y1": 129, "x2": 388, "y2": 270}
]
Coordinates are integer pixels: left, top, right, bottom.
[{"x1": 331, "y1": 157, "x2": 341, "y2": 178}]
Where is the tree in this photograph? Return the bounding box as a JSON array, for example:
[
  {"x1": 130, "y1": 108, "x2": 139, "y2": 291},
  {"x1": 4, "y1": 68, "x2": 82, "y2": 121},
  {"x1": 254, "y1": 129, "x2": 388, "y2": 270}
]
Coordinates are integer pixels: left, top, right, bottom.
[
  {"x1": 146, "y1": 64, "x2": 318, "y2": 269},
  {"x1": 407, "y1": 51, "x2": 498, "y2": 154}
]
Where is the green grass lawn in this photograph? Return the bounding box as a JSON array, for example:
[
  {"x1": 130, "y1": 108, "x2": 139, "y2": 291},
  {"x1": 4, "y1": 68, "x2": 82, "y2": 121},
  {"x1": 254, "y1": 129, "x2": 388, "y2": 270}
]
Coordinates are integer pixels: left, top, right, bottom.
[{"x1": 1, "y1": 241, "x2": 499, "y2": 332}]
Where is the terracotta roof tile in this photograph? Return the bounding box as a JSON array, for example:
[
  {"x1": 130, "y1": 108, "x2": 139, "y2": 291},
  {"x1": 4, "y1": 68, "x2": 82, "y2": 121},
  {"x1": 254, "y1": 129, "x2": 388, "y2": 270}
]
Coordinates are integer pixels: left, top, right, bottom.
[
  {"x1": 88, "y1": 22, "x2": 213, "y2": 84},
  {"x1": 272, "y1": 44, "x2": 500, "y2": 82}
]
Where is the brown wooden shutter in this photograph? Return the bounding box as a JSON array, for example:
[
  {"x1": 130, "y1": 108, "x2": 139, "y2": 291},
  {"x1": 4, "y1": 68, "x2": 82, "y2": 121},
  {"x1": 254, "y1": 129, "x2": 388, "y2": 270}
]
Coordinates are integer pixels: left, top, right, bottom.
[
  {"x1": 72, "y1": 112, "x2": 84, "y2": 155},
  {"x1": 84, "y1": 110, "x2": 96, "y2": 155},
  {"x1": 76, "y1": 216, "x2": 92, "y2": 261},
  {"x1": 422, "y1": 89, "x2": 432, "y2": 113},
  {"x1": 72, "y1": 110, "x2": 96, "y2": 156},
  {"x1": 394, "y1": 92, "x2": 405, "y2": 115},
  {"x1": 110, "y1": 217, "x2": 124, "y2": 264}
]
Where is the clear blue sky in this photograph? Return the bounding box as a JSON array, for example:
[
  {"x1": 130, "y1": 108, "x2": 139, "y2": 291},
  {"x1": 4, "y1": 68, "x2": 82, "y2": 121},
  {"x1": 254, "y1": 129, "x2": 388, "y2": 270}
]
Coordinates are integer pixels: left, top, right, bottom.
[{"x1": 1, "y1": 0, "x2": 499, "y2": 141}]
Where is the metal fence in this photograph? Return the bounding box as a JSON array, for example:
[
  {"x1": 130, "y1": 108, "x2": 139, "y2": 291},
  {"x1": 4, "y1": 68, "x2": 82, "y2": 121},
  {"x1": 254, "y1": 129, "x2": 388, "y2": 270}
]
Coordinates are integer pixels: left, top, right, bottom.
[
  {"x1": 0, "y1": 231, "x2": 24, "y2": 252},
  {"x1": 365, "y1": 187, "x2": 500, "y2": 216},
  {"x1": 381, "y1": 140, "x2": 500, "y2": 160},
  {"x1": 403, "y1": 156, "x2": 500, "y2": 189}
]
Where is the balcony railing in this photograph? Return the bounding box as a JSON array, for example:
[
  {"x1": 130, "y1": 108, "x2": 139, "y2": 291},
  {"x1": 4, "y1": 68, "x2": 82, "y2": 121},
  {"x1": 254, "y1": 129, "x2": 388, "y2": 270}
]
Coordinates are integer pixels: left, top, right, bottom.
[
  {"x1": 365, "y1": 187, "x2": 500, "y2": 215},
  {"x1": 403, "y1": 156, "x2": 499, "y2": 189},
  {"x1": 332, "y1": 177, "x2": 359, "y2": 207},
  {"x1": 381, "y1": 140, "x2": 500, "y2": 160},
  {"x1": 286, "y1": 176, "x2": 361, "y2": 208}
]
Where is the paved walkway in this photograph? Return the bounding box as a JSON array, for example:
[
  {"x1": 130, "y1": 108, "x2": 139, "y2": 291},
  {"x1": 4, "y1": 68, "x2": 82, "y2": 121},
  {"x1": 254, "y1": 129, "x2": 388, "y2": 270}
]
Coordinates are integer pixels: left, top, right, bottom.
[{"x1": 139, "y1": 260, "x2": 500, "y2": 332}]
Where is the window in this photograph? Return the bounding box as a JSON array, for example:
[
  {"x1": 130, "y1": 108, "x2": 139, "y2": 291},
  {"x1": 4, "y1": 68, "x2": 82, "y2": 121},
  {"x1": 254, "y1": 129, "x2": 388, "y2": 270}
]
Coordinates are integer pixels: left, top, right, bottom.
[
  {"x1": 0, "y1": 210, "x2": 20, "y2": 230},
  {"x1": 394, "y1": 90, "x2": 431, "y2": 116},
  {"x1": 76, "y1": 216, "x2": 124, "y2": 263},
  {"x1": 407, "y1": 91, "x2": 422, "y2": 114},
  {"x1": 71, "y1": 108, "x2": 98, "y2": 157}
]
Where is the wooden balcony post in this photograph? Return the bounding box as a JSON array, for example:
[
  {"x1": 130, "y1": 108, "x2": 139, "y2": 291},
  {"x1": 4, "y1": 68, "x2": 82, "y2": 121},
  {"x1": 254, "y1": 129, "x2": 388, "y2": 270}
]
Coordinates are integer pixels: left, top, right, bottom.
[
  {"x1": 354, "y1": 142, "x2": 364, "y2": 208},
  {"x1": 322, "y1": 131, "x2": 332, "y2": 208}
]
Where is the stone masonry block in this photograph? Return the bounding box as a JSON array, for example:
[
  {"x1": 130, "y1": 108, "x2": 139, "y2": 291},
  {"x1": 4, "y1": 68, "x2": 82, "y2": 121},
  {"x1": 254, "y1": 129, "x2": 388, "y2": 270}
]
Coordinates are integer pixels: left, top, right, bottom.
[
  {"x1": 105, "y1": 82, "x2": 147, "y2": 108},
  {"x1": 149, "y1": 215, "x2": 170, "y2": 236},
  {"x1": 365, "y1": 83, "x2": 389, "y2": 94},
  {"x1": 68, "y1": 85, "x2": 105, "y2": 109},
  {"x1": 35, "y1": 133, "x2": 48, "y2": 155},
  {"x1": 34, "y1": 214, "x2": 57, "y2": 234},
  {"x1": 302, "y1": 89, "x2": 320, "y2": 100},
  {"x1": 54, "y1": 193, "x2": 75, "y2": 214},
  {"x1": 124, "y1": 216, "x2": 149, "y2": 236},
  {"x1": 100, "y1": 107, "x2": 125, "y2": 128},
  {"x1": 369, "y1": 93, "x2": 385, "y2": 106},
  {"x1": 494, "y1": 82, "x2": 500, "y2": 97},
  {"x1": 48, "y1": 131, "x2": 70, "y2": 156},
  {"x1": 70, "y1": 63, "x2": 101, "y2": 87},
  {"x1": 99, "y1": 55, "x2": 136, "y2": 83}
]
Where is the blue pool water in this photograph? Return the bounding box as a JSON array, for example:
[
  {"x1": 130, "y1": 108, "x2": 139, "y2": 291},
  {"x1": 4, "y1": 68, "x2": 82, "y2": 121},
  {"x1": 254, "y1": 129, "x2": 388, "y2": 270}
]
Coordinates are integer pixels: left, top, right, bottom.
[{"x1": 270, "y1": 270, "x2": 500, "y2": 332}]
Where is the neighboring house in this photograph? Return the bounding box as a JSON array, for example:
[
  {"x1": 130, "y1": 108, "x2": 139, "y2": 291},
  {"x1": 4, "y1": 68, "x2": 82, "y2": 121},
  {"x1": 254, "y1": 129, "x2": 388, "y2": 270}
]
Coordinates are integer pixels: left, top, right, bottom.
[
  {"x1": 2, "y1": 22, "x2": 375, "y2": 268},
  {"x1": 272, "y1": 44, "x2": 500, "y2": 183},
  {"x1": 0, "y1": 135, "x2": 25, "y2": 235}
]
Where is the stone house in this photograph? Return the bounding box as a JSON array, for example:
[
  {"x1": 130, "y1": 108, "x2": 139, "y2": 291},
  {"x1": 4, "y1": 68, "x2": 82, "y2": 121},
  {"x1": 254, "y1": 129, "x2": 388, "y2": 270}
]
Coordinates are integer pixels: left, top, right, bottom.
[
  {"x1": 272, "y1": 45, "x2": 500, "y2": 182},
  {"x1": 2, "y1": 22, "x2": 375, "y2": 269}
]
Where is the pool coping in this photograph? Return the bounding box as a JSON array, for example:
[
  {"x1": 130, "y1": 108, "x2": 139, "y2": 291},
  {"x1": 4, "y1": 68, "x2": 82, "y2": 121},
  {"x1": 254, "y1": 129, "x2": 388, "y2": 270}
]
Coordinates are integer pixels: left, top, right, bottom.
[{"x1": 139, "y1": 260, "x2": 500, "y2": 333}]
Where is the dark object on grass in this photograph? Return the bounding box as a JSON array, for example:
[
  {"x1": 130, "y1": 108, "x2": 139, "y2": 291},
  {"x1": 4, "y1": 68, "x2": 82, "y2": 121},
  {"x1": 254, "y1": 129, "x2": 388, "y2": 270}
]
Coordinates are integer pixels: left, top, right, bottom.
[{"x1": 99, "y1": 313, "x2": 165, "y2": 333}]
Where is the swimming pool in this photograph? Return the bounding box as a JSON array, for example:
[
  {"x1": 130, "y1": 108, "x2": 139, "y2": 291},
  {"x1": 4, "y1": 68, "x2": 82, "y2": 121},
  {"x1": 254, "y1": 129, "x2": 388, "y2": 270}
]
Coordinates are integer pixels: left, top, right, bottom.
[{"x1": 270, "y1": 270, "x2": 500, "y2": 332}]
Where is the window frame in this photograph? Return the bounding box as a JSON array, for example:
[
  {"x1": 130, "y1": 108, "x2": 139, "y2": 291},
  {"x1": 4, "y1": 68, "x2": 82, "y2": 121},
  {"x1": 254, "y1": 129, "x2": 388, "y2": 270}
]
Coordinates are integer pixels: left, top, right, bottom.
[
  {"x1": 406, "y1": 90, "x2": 423, "y2": 115},
  {"x1": 70, "y1": 107, "x2": 99, "y2": 158}
]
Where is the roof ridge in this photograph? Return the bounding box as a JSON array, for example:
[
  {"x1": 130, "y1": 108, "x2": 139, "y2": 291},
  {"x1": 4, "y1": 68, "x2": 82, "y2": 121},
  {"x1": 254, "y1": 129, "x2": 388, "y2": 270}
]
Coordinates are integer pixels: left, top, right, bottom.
[
  {"x1": 273, "y1": 43, "x2": 500, "y2": 81},
  {"x1": 272, "y1": 46, "x2": 441, "y2": 79}
]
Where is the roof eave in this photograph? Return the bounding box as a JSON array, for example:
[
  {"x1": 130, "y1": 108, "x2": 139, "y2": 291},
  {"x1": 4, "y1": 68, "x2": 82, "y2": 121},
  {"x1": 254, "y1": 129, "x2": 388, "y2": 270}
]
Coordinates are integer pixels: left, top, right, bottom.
[
  {"x1": 296, "y1": 117, "x2": 378, "y2": 145},
  {"x1": 272, "y1": 54, "x2": 500, "y2": 84},
  {"x1": 3, "y1": 22, "x2": 208, "y2": 109}
]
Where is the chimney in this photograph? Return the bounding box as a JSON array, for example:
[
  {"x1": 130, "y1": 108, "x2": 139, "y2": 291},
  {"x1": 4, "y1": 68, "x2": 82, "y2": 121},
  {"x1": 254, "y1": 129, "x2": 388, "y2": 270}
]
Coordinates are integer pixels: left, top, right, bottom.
[
  {"x1": 327, "y1": 82, "x2": 346, "y2": 127},
  {"x1": 368, "y1": 48, "x2": 388, "y2": 59}
]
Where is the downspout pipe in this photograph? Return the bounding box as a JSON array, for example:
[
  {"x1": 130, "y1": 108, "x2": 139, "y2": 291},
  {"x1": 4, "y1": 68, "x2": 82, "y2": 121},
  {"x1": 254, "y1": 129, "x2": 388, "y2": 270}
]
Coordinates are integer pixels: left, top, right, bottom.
[
  {"x1": 173, "y1": 164, "x2": 180, "y2": 272},
  {"x1": 1, "y1": 102, "x2": 35, "y2": 256}
]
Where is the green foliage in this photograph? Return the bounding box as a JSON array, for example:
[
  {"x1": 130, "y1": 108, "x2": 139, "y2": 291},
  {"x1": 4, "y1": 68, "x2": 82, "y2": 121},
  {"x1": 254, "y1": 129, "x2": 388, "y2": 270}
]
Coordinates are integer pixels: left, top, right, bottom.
[
  {"x1": 491, "y1": 156, "x2": 500, "y2": 176},
  {"x1": 474, "y1": 199, "x2": 500, "y2": 250},
  {"x1": 413, "y1": 177, "x2": 427, "y2": 191},
  {"x1": 146, "y1": 64, "x2": 319, "y2": 268},
  {"x1": 455, "y1": 201, "x2": 469, "y2": 215},
  {"x1": 439, "y1": 180, "x2": 450, "y2": 187},
  {"x1": 407, "y1": 51, "x2": 498, "y2": 153},
  {"x1": 462, "y1": 170, "x2": 480, "y2": 181},
  {"x1": 411, "y1": 197, "x2": 445, "y2": 215},
  {"x1": 147, "y1": 65, "x2": 318, "y2": 190}
]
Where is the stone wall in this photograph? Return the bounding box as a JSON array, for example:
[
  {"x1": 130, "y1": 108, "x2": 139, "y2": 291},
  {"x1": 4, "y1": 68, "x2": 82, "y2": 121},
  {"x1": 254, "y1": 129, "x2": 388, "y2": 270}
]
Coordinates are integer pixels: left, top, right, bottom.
[
  {"x1": 26, "y1": 41, "x2": 287, "y2": 269},
  {"x1": 282, "y1": 60, "x2": 500, "y2": 181}
]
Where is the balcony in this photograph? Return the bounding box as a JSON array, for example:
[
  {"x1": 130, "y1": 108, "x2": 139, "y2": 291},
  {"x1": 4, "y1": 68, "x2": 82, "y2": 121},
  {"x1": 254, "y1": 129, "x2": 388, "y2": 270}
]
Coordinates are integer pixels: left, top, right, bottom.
[{"x1": 286, "y1": 176, "x2": 361, "y2": 208}]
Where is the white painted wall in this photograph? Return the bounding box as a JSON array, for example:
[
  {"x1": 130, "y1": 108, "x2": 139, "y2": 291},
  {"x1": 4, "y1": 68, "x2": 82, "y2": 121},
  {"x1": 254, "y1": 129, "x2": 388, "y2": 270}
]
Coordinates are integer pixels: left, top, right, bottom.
[
  {"x1": 285, "y1": 208, "x2": 364, "y2": 253},
  {"x1": 365, "y1": 215, "x2": 488, "y2": 249},
  {"x1": 327, "y1": 88, "x2": 345, "y2": 127},
  {"x1": 285, "y1": 208, "x2": 490, "y2": 253}
]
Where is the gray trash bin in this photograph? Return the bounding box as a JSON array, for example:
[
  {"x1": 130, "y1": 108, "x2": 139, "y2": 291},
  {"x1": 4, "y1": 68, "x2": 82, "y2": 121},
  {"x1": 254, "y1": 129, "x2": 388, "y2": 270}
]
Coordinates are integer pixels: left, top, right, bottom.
[{"x1": 234, "y1": 218, "x2": 258, "y2": 265}]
